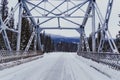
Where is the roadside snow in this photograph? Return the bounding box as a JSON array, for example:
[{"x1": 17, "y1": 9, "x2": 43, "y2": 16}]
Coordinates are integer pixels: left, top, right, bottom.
[
  {"x1": 0, "y1": 55, "x2": 43, "y2": 70},
  {"x1": 76, "y1": 55, "x2": 120, "y2": 80},
  {"x1": 0, "y1": 52, "x2": 119, "y2": 80}
]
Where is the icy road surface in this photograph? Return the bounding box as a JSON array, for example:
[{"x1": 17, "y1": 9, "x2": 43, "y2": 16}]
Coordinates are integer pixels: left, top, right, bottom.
[{"x1": 0, "y1": 52, "x2": 120, "y2": 80}]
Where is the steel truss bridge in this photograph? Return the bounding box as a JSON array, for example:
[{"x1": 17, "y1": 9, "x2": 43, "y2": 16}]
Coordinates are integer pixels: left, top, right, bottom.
[{"x1": 0, "y1": 0, "x2": 120, "y2": 68}]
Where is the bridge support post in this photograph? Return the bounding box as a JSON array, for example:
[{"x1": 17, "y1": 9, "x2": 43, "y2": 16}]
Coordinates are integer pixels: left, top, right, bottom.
[
  {"x1": 76, "y1": 28, "x2": 90, "y2": 52},
  {"x1": 37, "y1": 27, "x2": 42, "y2": 51},
  {"x1": 17, "y1": 0, "x2": 23, "y2": 51},
  {"x1": 34, "y1": 26, "x2": 42, "y2": 52},
  {"x1": 92, "y1": 0, "x2": 96, "y2": 52}
]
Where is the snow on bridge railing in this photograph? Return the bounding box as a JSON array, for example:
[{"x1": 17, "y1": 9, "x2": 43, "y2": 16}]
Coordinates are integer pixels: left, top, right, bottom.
[
  {"x1": 0, "y1": 50, "x2": 43, "y2": 63},
  {"x1": 77, "y1": 52, "x2": 120, "y2": 70},
  {"x1": 78, "y1": 52, "x2": 120, "y2": 60}
]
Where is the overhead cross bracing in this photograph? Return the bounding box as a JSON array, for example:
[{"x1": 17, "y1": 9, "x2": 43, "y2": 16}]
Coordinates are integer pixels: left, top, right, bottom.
[
  {"x1": 0, "y1": 0, "x2": 119, "y2": 54},
  {"x1": 22, "y1": 0, "x2": 90, "y2": 29}
]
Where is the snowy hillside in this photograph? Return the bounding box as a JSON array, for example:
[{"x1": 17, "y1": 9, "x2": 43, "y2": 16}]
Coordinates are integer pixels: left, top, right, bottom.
[{"x1": 49, "y1": 34, "x2": 80, "y2": 43}]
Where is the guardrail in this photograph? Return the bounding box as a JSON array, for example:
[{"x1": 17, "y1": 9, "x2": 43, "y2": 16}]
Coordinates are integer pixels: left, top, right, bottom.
[
  {"x1": 77, "y1": 52, "x2": 120, "y2": 70},
  {"x1": 0, "y1": 50, "x2": 43, "y2": 63}
]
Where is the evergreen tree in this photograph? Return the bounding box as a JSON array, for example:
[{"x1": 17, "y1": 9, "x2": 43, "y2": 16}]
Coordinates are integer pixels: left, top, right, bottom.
[
  {"x1": 55, "y1": 41, "x2": 77, "y2": 52},
  {"x1": 97, "y1": 23, "x2": 101, "y2": 46},
  {"x1": 40, "y1": 32, "x2": 46, "y2": 52},
  {"x1": 7, "y1": 7, "x2": 16, "y2": 50},
  {"x1": 0, "y1": 0, "x2": 8, "y2": 49},
  {"x1": 20, "y1": 11, "x2": 31, "y2": 50},
  {"x1": 96, "y1": 23, "x2": 102, "y2": 51},
  {"x1": 1, "y1": 0, "x2": 8, "y2": 20},
  {"x1": 44, "y1": 35, "x2": 52, "y2": 52},
  {"x1": 88, "y1": 33, "x2": 92, "y2": 51},
  {"x1": 40, "y1": 32, "x2": 55, "y2": 53}
]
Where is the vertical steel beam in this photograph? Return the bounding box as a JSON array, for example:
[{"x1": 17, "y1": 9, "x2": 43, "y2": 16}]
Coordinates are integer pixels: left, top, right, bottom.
[
  {"x1": 17, "y1": 0, "x2": 23, "y2": 51},
  {"x1": 34, "y1": 31, "x2": 37, "y2": 51},
  {"x1": 76, "y1": 28, "x2": 83, "y2": 52},
  {"x1": 37, "y1": 27, "x2": 42, "y2": 51},
  {"x1": 92, "y1": 0, "x2": 96, "y2": 52},
  {"x1": 80, "y1": 28, "x2": 85, "y2": 51},
  {"x1": 78, "y1": 1, "x2": 92, "y2": 52},
  {"x1": 76, "y1": 28, "x2": 90, "y2": 52}
]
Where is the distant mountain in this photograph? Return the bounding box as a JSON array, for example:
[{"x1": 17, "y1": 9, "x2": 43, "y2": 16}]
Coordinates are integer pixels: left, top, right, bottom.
[{"x1": 48, "y1": 34, "x2": 80, "y2": 43}]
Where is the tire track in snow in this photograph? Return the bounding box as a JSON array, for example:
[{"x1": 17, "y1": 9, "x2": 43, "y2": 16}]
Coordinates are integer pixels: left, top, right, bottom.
[
  {"x1": 90, "y1": 66, "x2": 111, "y2": 78},
  {"x1": 69, "y1": 54, "x2": 93, "y2": 80},
  {"x1": 41, "y1": 53, "x2": 65, "y2": 80},
  {"x1": 63, "y1": 55, "x2": 74, "y2": 80},
  {"x1": 67, "y1": 60, "x2": 77, "y2": 80}
]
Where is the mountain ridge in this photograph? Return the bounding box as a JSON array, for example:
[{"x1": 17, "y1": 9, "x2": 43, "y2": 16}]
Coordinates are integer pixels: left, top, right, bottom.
[{"x1": 46, "y1": 34, "x2": 80, "y2": 43}]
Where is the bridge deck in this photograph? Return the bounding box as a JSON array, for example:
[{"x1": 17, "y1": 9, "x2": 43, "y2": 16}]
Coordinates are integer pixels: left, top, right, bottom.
[{"x1": 0, "y1": 52, "x2": 120, "y2": 80}]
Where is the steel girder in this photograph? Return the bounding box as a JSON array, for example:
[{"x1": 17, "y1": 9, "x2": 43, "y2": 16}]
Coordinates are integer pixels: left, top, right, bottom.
[{"x1": 0, "y1": 0, "x2": 119, "y2": 53}]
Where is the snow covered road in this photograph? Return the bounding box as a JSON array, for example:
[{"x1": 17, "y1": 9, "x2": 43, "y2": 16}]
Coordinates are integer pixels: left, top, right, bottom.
[{"x1": 0, "y1": 52, "x2": 120, "y2": 80}]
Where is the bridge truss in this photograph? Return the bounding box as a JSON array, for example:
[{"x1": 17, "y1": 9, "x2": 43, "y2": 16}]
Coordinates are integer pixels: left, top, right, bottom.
[{"x1": 0, "y1": 0, "x2": 119, "y2": 53}]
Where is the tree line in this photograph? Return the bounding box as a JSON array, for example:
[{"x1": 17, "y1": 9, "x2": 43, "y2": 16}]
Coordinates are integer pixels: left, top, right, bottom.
[
  {"x1": 87, "y1": 23, "x2": 120, "y2": 53},
  {"x1": 54, "y1": 41, "x2": 77, "y2": 52},
  {"x1": 0, "y1": 3, "x2": 55, "y2": 52}
]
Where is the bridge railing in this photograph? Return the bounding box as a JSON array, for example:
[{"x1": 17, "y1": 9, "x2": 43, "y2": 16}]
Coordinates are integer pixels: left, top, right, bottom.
[
  {"x1": 77, "y1": 52, "x2": 120, "y2": 70},
  {"x1": 0, "y1": 50, "x2": 42, "y2": 63}
]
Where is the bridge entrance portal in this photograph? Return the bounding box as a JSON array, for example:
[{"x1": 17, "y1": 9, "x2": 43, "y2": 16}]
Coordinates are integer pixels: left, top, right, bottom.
[{"x1": 0, "y1": 0, "x2": 119, "y2": 53}]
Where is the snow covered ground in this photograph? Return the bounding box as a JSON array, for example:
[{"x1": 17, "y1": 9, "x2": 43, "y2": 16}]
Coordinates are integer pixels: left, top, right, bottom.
[
  {"x1": 0, "y1": 55, "x2": 43, "y2": 70},
  {"x1": 0, "y1": 52, "x2": 120, "y2": 80}
]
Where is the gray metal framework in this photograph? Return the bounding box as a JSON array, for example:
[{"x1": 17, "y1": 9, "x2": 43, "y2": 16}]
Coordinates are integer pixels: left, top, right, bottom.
[{"x1": 0, "y1": 0, "x2": 119, "y2": 53}]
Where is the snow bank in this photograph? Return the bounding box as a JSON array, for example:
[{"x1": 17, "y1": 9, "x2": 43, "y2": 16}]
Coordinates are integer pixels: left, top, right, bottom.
[
  {"x1": 76, "y1": 55, "x2": 120, "y2": 80},
  {"x1": 0, "y1": 55, "x2": 43, "y2": 70}
]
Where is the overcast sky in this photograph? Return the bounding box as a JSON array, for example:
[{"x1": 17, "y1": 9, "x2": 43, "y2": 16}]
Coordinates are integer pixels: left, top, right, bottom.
[{"x1": 7, "y1": 0, "x2": 120, "y2": 38}]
